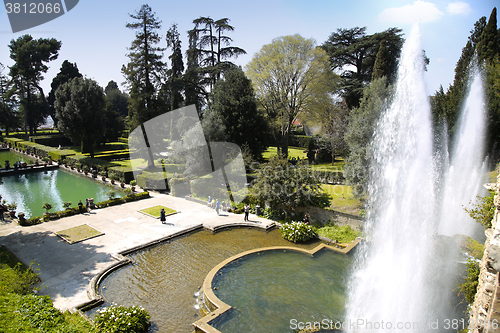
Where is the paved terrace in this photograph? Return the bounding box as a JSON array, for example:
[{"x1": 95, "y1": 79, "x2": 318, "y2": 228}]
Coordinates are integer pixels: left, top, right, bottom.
[{"x1": 0, "y1": 192, "x2": 275, "y2": 312}]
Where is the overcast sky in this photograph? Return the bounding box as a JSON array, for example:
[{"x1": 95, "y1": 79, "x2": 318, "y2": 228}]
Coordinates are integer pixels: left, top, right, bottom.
[{"x1": 0, "y1": 0, "x2": 498, "y2": 96}]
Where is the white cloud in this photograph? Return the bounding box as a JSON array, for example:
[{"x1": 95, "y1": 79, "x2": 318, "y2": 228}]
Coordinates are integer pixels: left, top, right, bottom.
[
  {"x1": 379, "y1": 1, "x2": 444, "y2": 24},
  {"x1": 446, "y1": 1, "x2": 471, "y2": 15}
]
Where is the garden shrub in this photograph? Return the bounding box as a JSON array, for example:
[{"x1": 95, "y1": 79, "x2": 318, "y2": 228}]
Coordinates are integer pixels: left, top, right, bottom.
[
  {"x1": 289, "y1": 135, "x2": 312, "y2": 149},
  {"x1": 280, "y1": 221, "x2": 317, "y2": 243},
  {"x1": 93, "y1": 304, "x2": 150, "y2": 333},
  {"x1": 317, "y1": 224, "x2": 361, "y2": 243},
  {"x1": 20, "y1": 216, "x2": 41, "y2": 226},
  {"x1": 169, "y1": 177, "x2": 190, "y2": 197},
  {"x1": 464, "y1": 191, "x2": 495, "y2": 229},
  {"x1": 0, "y1": 262, "x2": 40, "y2": 295},
  {"x1": 459, "y1": 259, "x2": 480, "y2": 304},
  {"x1": 136, "y1": 172, "x2": 170, "y2": 190},
  {"x1": 16, "y1": 294, "x2": 65, "y2": 330},
  {"x1": 108, "y1": 166, "x2": 134, "y2": 183}
]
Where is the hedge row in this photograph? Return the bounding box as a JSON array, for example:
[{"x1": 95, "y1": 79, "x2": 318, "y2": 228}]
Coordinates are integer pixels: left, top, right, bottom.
[
  {"x1": 289, "y1": 135, "x2": 312, "y2": 149},
  {"x1": 29, "y1": 134, "x2": 71, "y2": 147},
  {"x1": 137, "y1": 172, "x2": 170, "y2": 191},
  {"x1": 4, "y1": 138, "x2": 75, "y2": 161},
  {"x1": 18, "y1": 192, "x2": 150, "y2": 225}
]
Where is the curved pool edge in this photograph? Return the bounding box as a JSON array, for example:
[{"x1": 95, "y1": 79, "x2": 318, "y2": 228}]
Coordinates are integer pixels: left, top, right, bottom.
[
  {"x1": 192, "y1": 238, "x2": 362, "y2": 333},
  {"x1": 74, "y1": 222, "x2": 277, "y2": 315}
]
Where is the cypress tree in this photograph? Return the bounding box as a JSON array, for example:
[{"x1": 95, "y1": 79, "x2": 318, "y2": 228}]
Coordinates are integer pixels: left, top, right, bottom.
[
  {"x1": 372, "y1": 40, "x2": 389, "y2": 81},
  {"x1": 477, "y1": 7, "x2": 498, "y2": 63}
]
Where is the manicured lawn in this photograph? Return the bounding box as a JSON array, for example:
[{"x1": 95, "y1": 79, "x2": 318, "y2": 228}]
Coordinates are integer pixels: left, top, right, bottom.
[
  {"x1": 55, "y1": 224, "x2": 104, "y2": 244},
  {"x1": 139, "y1": 205, "x2": 177, "y2": 218},
  {"x1": 322, "y1": 184, "x2": 364, "y2": 216},
  {"x1": 262, "y1": 146, "x2": 307, "y2": 160}
]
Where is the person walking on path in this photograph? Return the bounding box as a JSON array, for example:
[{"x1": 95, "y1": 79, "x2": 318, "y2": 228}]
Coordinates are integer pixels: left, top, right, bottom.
[
  {"x1": 244, "y1": 204, "x2": 250, "y2": 221},
  {"x1": 78, "y1": 200, "x2": 83, "y2": 214},
  {"x1": 215, "y1": 199, "x2": 220, "y2": 215},
  {"x1": 160, "y1": 208, "x2": 166, "y2": 224}
]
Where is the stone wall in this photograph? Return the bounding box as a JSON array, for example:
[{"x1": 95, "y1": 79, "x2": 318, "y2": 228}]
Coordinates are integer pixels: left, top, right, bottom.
[{"x1": 469, "y1": 181, "x2": 500, "y2": 333}]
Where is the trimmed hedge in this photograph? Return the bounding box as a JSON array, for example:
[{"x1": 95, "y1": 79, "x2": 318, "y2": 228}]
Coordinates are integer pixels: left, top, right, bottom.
[
  {"x1": 108, "y1": 166, "x2": 134, "y2": 183},
  {"x1": 95, "y1": 191, "x2": 150, "y2": 208},
  {"x1": 289, "y1": 135, "x2": 312, "y2": 149},
  {"x1": 137, "y1": 172, "x2": 170, "y2": 191},
  {"x1": 169, "y1": 177, "x2": 190, "y2": 197},
  {"x1": 190, "y1": 175, "x2": 227, "y2": 200}
]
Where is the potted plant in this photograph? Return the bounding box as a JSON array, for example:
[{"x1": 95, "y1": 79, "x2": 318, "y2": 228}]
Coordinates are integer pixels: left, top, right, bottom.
[
  {"x1": 102, "y1": 176, "x2": 106, "y2": 181},
  {"x1": 42, "y1": 202, "x2": 52, "y2": 217},
  {"x1": 111, "y1": 179, "x2": 115, "y2": 185},
  {"x1": 17, "y1": 212, "x2": 26, "y2": 225},
  {"x1": 7, "y1": 203, "x2": 17, "y2": 218},
  {"x1": 107, "y1": 190, "x2": 117, "y2": 200},
  {"x1": 120, "y1": 182, "x2": 125, "y2": 188}
]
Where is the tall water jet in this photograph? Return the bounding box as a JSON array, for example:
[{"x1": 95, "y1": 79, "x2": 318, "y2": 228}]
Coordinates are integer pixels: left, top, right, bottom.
[
  {"x1": 345, "y1": 24, "x2": 488, "y2": 331},
  {"x1": 346, "y1": 25, "x2": 439, "y2": 330},
  {"x1": 438, "y1": 67, "x2": 487, "y2": 239}
]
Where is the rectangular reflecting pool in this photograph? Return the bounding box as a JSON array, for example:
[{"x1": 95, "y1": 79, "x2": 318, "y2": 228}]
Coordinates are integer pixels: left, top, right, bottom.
[{"x1": 0, "y1": 166, "x2": 124, "y2": 218}]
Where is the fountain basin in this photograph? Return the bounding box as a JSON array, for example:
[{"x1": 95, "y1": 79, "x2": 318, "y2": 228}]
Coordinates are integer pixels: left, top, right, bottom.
[
  {"x1": 195, "y1": 244, "x2": 354, "y2": 333},
  {"x1": 95, "y1": 227, "x2": 354, "y2": 332}
]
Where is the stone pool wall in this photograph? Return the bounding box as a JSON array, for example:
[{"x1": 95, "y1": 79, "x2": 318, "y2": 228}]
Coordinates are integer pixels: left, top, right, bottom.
[{"x1": 469, "y1": 177, "x2": 500, "y2": 333}]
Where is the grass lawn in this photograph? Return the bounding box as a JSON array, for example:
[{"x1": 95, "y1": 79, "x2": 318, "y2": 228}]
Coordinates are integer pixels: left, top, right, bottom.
[
  {"x1": 322, "y1": 184, "x2": 364, "y2": 216},
  {"x1": 139, "y1": 205, "x2": 177, "y2": 218},
  {"x1": 55, "y1": 224, "x2": 104, "y2": 244},
  {"x1": 317, "y1": 225, "x2": 361, "y2": 243},
  {"x1": 262, "y1": 146, "x2": 307, "y2": 160}
]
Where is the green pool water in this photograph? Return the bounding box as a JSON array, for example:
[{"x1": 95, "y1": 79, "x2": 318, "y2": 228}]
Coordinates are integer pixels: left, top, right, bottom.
[
  {"x1": 97, "y1": 228, "x2": 352, "y2": 332},
  {"x1": 0, "y1": 158, "x2": 124, "y2": 218},
  {"x1": 212, "y1": 248, "x2": 350, "y2": 333},
  {"x1": 0, "y1": 150, "x2": 36, "y2": 166}
]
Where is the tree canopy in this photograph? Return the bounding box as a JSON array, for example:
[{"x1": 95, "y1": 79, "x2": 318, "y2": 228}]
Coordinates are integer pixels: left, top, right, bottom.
[
  {"x1": 204, "y1": 66, "x2": 269, "y2": 160},
  {"x1": 54, "y1": 77, "x2": 106, "y2": 158},
  {"x1": 8, "y1": 34, "x2": 60, "y2": 137},
  {"x1": 246, "y1": 34, "x2": 334, "y2": 158},
  {"x1": 321, "y1": 27, "x2": 403, "y2": 109}
]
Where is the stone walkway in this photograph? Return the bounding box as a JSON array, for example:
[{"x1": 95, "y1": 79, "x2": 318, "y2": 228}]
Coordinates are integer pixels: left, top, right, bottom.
[{"x1": 0, "y1": 192, "x2": 274, "y2": 312}]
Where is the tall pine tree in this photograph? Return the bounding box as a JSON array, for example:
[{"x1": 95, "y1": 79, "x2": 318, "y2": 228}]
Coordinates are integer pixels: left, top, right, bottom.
[{"x1": 122, "y1": 4, "x2": 165, "y2": 129}]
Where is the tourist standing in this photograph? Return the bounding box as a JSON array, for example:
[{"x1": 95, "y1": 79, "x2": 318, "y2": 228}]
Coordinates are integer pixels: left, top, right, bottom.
[
  {"x1": 78, "y1": 200, "x2": 83, "y2": 214},
  {"x1": 244, "y1": 204, "x2": 250, "y2": 221},
  {"x1": 160, "y1": 208, "x2": 166, "y2": 224},
  {"x1": 0, "y1": 203, "x2": 4, "y2": 221},
  {"x1": 303, "y1": 214, "x2": 309, "y2": 225},
  {"x1": 215, "y1": 199, "x2": 220, "y2": 215},
  {"x1": 85, "y1": 199, "x2": 90, "y2": 212},
  {"x1": 208, "y1": 196, "x2": 212, "y2": 207}
]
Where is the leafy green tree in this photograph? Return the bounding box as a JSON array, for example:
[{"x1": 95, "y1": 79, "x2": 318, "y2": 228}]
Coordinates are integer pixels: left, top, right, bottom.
[
  {"x1": 205, "y1": 66, "x2": 269, "y2": 160},
  {"x1": 321, "y1": 27, "x2": 403, "y2": 109},
  {"x1": 0, "y1": 62, "x2": 19, "y2": 136},
  {"x1": 104, "y1": 80, "x2": 129, "y2": 117},
  {"x1": 464, "y1": 191, "x2": 495, "y2": 229},
  {"x1": 8, "y1": 34, "x2": 61, "y2": 137},
  {"x1": 252, "y1": 156, "x2": 329, "y2": 211},
  {"x1": 54, "y1": 77, "x2": 105, "y2": 158},
  {"x1": 165, "y1": 23, "x2": 184, "y2": 110},
  {"x1": 47, "y1": 60, "x2": 82, "y2": 126},
  {"x1": 344, "y1": 76, "x2": 392, "y2": 194},
  {"x1": 246, "y1": 34, "x2": 333, "y2": 158},
  {"x1": 122, "y1": 4, "x2": 165, "y2": 129}
]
